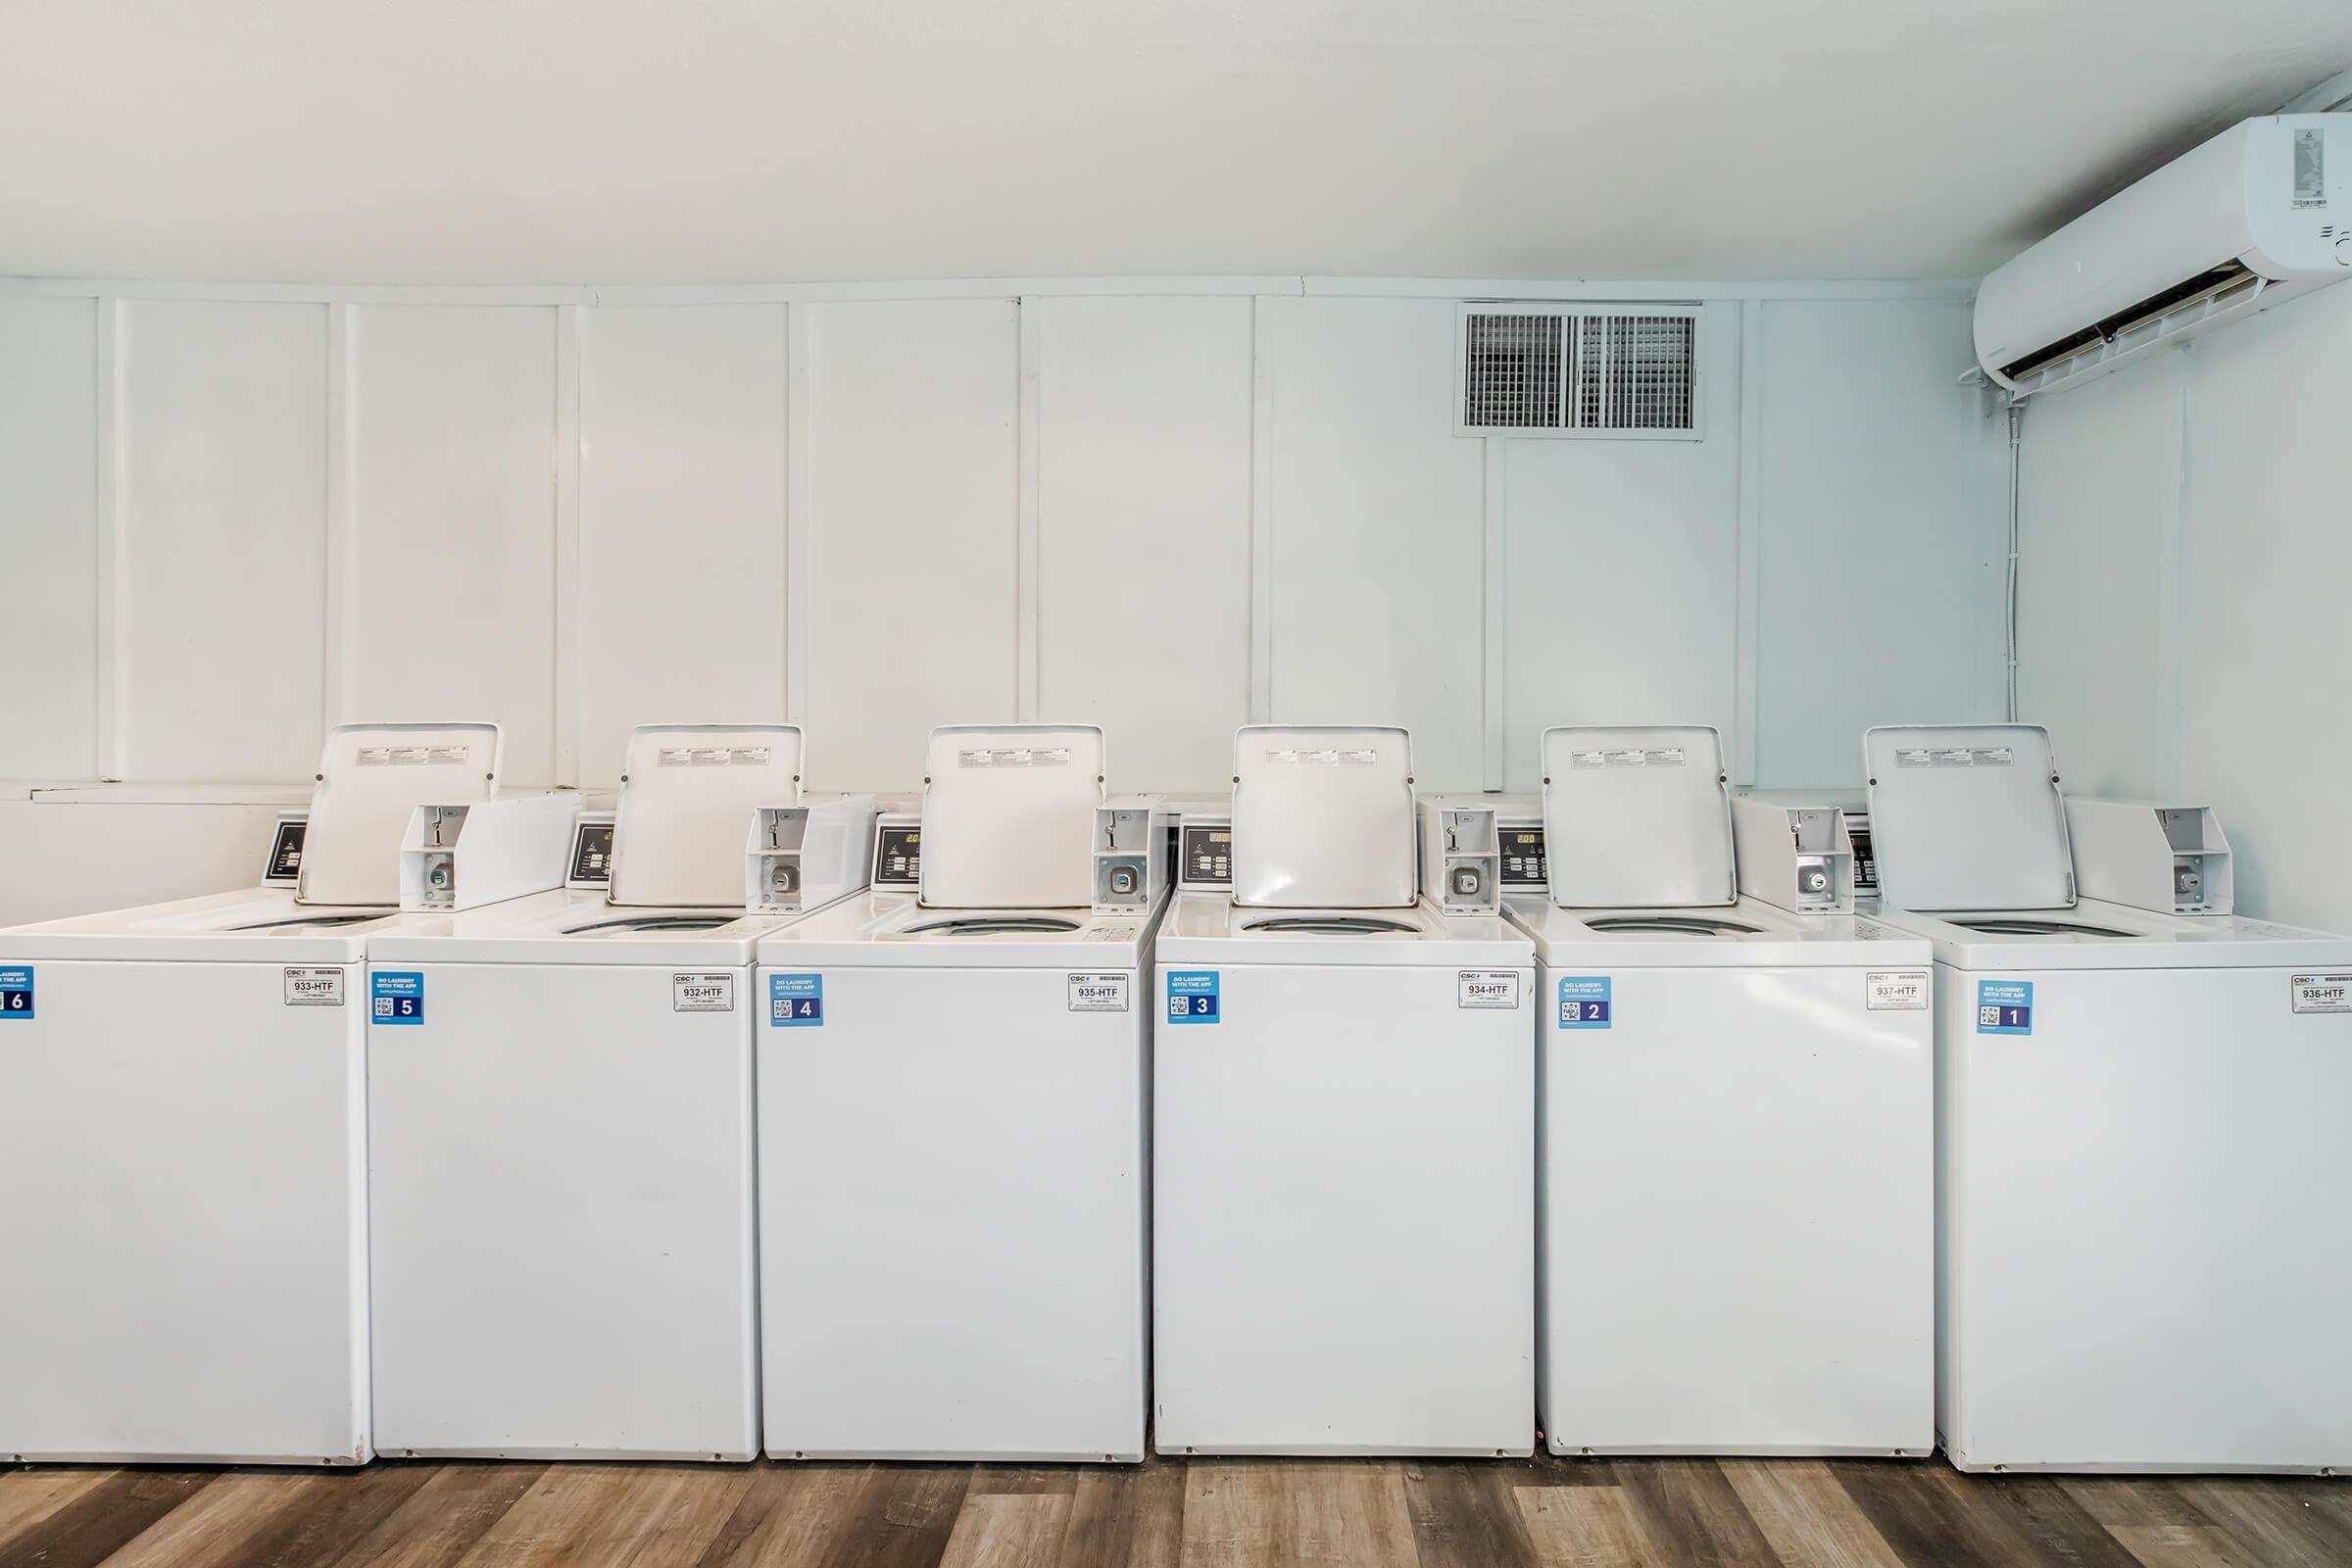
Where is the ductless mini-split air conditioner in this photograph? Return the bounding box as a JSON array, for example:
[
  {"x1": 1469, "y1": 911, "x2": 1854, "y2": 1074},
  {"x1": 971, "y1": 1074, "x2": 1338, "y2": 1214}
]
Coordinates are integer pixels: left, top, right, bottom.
[{"x1": 1975, "y1": 114, "x2": 2352, "y2": 397}]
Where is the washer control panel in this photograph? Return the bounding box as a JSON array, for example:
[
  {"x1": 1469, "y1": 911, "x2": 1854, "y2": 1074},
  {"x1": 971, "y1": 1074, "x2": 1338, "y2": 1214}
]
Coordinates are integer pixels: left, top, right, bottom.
[
  {"x1": 1180, "y1": 822, "x2": 1233, "y2": 889},
  {"x1": 1500, "y1": 825, "x2": 1547, "y2": 890},
  {"x1": 566, "y1": 816, "x2": 616, "y2": 888},
  {"x1": 873, "y1": 821, "x2": 922, "y2": 888},
  {"x1": 262, "y1": 816, "x2": 308, "y2": 885}
]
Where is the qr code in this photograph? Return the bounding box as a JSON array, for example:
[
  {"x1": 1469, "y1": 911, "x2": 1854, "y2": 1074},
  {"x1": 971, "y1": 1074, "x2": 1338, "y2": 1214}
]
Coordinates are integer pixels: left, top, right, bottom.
[
  {"x1": 1167, "y1": 995, "x2": 1188, "y2": 1018},
  {"x1": 1979, "y1": 1005, "x2": 2000, "y2": 1027},
  {"x1": 374, "y1": 997, "x2": 395, "y2": 1018}
]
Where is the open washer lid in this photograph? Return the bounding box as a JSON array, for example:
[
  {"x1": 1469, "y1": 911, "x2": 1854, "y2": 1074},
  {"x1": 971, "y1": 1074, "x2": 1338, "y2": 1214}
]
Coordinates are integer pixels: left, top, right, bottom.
[
  {"x1": 918, "y1": 724, "x2": 1105, "y2": 909},
  {"x1": 609, "y1": 723, "x2": 803, "y2": 907},
  {"x1": 296, "y1": 721, "x2": 502, "y2": 906},
  {"x1": 1539, "y1": 725, "x2": 1734, "y2": 908},
  {"x1": 1863, "y1": 723, "x2": 2074, "y2": 912},
  {"x1": 1230, "y1": 724, "x2": 1415, "y2": 909}
]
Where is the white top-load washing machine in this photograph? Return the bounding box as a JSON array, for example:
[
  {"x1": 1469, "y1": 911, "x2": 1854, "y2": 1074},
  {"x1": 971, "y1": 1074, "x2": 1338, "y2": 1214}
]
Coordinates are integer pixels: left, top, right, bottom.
[
  {"x1": 1864, "y1": 723, "x2": 2352, "y2": 1473},
  {"x1": 755, "y1": 723, "x2": 1163, "y2": 1462},
  {"x1": 1506, "y1": 725, "x2": 1935, "y2": 1457},
  {"x1": 364, "y1": 723, "x2": 873, "y2": 1461},
  {"x1": 1152, "y1": 725, "x2": 1536, "y2": 1456},
  {"x1": 0, "y1": 721, "x2": 573, "y2": 1464}
]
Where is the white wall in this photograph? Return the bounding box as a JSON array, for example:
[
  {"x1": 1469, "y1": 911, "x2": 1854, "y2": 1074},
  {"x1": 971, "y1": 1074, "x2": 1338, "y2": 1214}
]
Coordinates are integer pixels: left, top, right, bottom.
[
  {"x1": 2017, "y1": 281, "x2": 2352, "y2": 931},
  {"x1": 0, "y1": 279, "x2": 1987, "y2": 818}
]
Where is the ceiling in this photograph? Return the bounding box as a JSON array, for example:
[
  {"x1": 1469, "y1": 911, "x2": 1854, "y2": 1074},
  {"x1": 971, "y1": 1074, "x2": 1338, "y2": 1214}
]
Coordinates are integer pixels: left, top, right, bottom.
[{"x1": 4, "y1": 0, "x2": 2351, "y2": 286}]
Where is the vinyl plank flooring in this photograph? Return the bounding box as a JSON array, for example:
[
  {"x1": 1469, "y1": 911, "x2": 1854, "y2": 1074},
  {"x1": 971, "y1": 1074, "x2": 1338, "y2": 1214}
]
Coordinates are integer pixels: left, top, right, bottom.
[
  {"x1": 1178, "y1": 1459, "x2": 1417, "y2": 1568},
  {"x1": 935, "y1": 1493, "x2": 1071, "y2": 1568},
  {"x1": 1950, "y1": 1474, "x2": 2145, "y2": 1568},
  {"x1": 0, "y1": 1467, "x2": 215, "y2": 1568},
  {"x1": 239, "y1": 1461, "x2": 441, "y2": 1568},
  {"x1": 696, "y1": 1465, "x2": 874, "y2": 1568},
  {"x1": 10, "y1": 1451, "x2": 2349, "y2": 1568},
  {"x1": 817, "y1": 1466, "x2": 969, "y2": 1568},
  {"x1": 328, "y1": 1462, "x2": 553, "y2": 1568},
  {"x1": 2175, "y1": 1478, "x2": 2352, "y2": 1568},
  {"x1": 1835, "y1": 1459, "x2": 2043, "y2": 1568},
  {"x1": 1722, "y1": 1459, "x2": 1907, "y2": 1568},
  {"x1": 0, "y1": 1467, "x2": 113, "y2": 1552},
  {"x1": 1614, "y1": 1458, "x2": 1782, "y2": 1568},
  {"x1": 1404, "y1": 1459, "x2": 1539, "y2": 1568},
  {"x1": 1513, "y1": 1484, "x2": 1657, "y2": 1568},
  {"x1": 101, "y1": 1471, "x2": 339, "y2": 1568}
]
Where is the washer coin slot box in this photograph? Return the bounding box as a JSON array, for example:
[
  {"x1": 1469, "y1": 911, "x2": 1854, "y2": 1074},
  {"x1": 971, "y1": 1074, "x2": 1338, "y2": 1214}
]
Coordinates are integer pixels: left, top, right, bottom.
[
  {"x1": 1094, "y1": 796, "x2": 1170, "y2": 913},
  {"x1": 2064, "y1": 798, "x2": 2234, "y2": 915},
  {"x1": 746, "y1": 796, "x2": 880, "y2": 913},
  {"x1": 1418, "y1": 801, "x2": 1499, "y2": 914},
  {"x1": 1730, "y1": 796, "x2": 1857, "y2": 915},
  {"x1": 398, "y1": 793, "x2": 583, "y2": 911}
]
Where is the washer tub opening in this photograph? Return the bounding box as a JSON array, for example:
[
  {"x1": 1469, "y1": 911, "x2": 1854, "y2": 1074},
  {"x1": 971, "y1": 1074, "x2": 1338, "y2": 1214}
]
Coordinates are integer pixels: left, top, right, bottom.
[
  {"x1": 1583, "y1": 914, "x2": 1764, "y2": 937},
  {"x1": 1952, "y1": 917, "x2": 2139, "y2": 938},
  {"x1": 1241, "y1": 915, "x2": 1421, "y2": 936},
  {"x1": 905, "y1": 915, "x2": 1084, "y2": 937}
]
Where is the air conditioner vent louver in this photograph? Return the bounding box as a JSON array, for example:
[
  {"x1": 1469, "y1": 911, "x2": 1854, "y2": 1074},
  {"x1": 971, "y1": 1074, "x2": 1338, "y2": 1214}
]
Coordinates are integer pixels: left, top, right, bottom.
[
  {"x1": 1460, "y1": 313, "x2": 1563, "y2": 429},
  {"x1": 1458, "y1": 306, "x2": 1701, "y2": 439}
]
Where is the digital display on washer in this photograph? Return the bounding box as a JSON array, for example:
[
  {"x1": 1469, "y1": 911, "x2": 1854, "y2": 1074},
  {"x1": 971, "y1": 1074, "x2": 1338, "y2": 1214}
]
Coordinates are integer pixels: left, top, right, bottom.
[
  {"x1": 1500, "y1": 826, "x2": 1547, "y2": 888},
  {"x1": 1181, "y1": 824, "x2": 1231, "y2": 887},
  {"x1": 568, "y1": 821, "x2": 615, "y2": 885},
  {"x1": 873, "y1": 824, "x2": 922, "y2": 887},
  {"x1": 262, "y1": 818, "x2": 308, "y2": 884}
]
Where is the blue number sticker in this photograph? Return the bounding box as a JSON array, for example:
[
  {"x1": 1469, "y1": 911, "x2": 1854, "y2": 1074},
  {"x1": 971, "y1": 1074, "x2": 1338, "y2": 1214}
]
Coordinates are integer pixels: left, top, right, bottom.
[
  {"x1": 1977, "y1": 979, "x2": 2034, "y2": 1035},
  {"x1": 1166, "y1": 970, "x2": 1219, "y2": 1024},
  {"x1": 0, "y1": 965, "x2": 32, "y2": 1020},
  {"x1": 769, "y1": 972, "x2": 824, "y2": 1027},
  {"x1": 1558, "y1": 976, "x2": 1612, "y2": 1028},
  {"x1": 371, "y1": 970, "x2": 424, "y2": 1025}
]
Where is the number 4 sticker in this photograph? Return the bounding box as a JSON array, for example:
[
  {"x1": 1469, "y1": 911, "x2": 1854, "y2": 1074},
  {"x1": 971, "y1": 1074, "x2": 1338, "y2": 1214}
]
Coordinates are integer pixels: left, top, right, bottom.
[{"x1": 769, "y1": 972, "x2": 824, "y2": 1027}]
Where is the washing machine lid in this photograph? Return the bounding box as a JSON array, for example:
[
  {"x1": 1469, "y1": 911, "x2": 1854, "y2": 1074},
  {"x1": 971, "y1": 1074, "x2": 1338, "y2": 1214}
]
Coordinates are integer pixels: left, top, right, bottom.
[
  {"x1": 1539, "y1": 725, "x2": 1734, "y2": 908},
  {"x1": 1864, "y1": 724, "x2": 2074, "y2": 912},
  {"x1": 1504, "y1": 894, "x2": 1930, "y2": 968},
  {"x1": 1154, "y1": 889, "x2": 1532, "y2": 966},
  {"x1": 608, "y1": 724, "x2": 802, "y2": 907},
  {"x1": 1870, "y1": 899, "x2": 2352, "y2": 969},
  {"x1": 1230, "y1": 724, "x2": 1416, "y2": 908},
  {"x1": 917, "y1": 724, "x2": 1104, "y2": 909},
  {"x1": 365, "y1": 886, "x2": 801, "y2": 964},
  {"x1": 0, "y1": 887, "x2": 395, "y2": 961},
  {"x1": 296, "y1": 722, "x2": 502, "y2": 907},
  {"x1": 756, "y1": 887, "x2": 1154, "y2": 967}
]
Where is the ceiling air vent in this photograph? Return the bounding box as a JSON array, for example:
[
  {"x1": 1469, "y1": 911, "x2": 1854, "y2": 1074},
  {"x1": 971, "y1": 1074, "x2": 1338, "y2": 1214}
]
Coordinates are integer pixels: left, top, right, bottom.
[{"x1": 1457, "y1": 305, "x2": 1702, "y2": 439}]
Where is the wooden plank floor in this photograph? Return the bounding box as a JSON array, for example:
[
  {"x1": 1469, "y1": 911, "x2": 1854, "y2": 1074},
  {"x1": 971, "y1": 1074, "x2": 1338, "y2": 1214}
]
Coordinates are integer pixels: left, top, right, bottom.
[{"x1": 2, "y1": 1454, "x2": 2346, "y2": 1568}]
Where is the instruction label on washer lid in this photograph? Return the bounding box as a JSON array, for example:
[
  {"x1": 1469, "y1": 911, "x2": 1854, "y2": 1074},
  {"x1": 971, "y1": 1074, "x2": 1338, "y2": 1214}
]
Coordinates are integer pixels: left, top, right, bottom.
[
  {"x1": 1458, "y1": 971, "x2": 1522, "y2": 1009},
  {"x1": 672, "y1": 973, "x2": 736, "y2": 1012},
  {"x1": 1865, "y1": 971, "x2": 1930, "y2": 1010},
  {"x1": 358, "y1": 745, "x2": 470, "y2": 766},
  {"x1": 2291, "y1": 974, "x2": 2352, "y2": 1014},
  {"x1": 1067, "y1": 973, "x2": 1131, "y2": 1011},
  {"x1": 957, "y1": 747, "x2": 1072, "y2": 767},
  {"x1": 1568, "y1": 748, "x2": 1685, "y2": 768},
  {"x1": 0, "y1": 966, "x2": 31, "y2": 1019},
  {"x1": 1894, "y1": 746, "x2": 2014, "y2": 768},
  {"x1": 658, "y1": 745, "x2": 771, "y2": 767},
  {"x1": 1264, "y1": 748, "x2": 1379, "y2": 765},
  {"x1": 283, "y1": 967, "x2": 345, "y2": 1006}
]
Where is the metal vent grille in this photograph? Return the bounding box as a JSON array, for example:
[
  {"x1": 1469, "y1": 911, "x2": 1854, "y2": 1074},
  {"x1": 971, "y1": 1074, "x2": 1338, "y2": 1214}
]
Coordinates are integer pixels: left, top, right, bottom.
[
  {"x1": 1460, "y1": 314, "x2": 1563, "y2": 429},
  {"x1": 1459, "y1": 306, "x2": 1701, "y2": 439}
]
